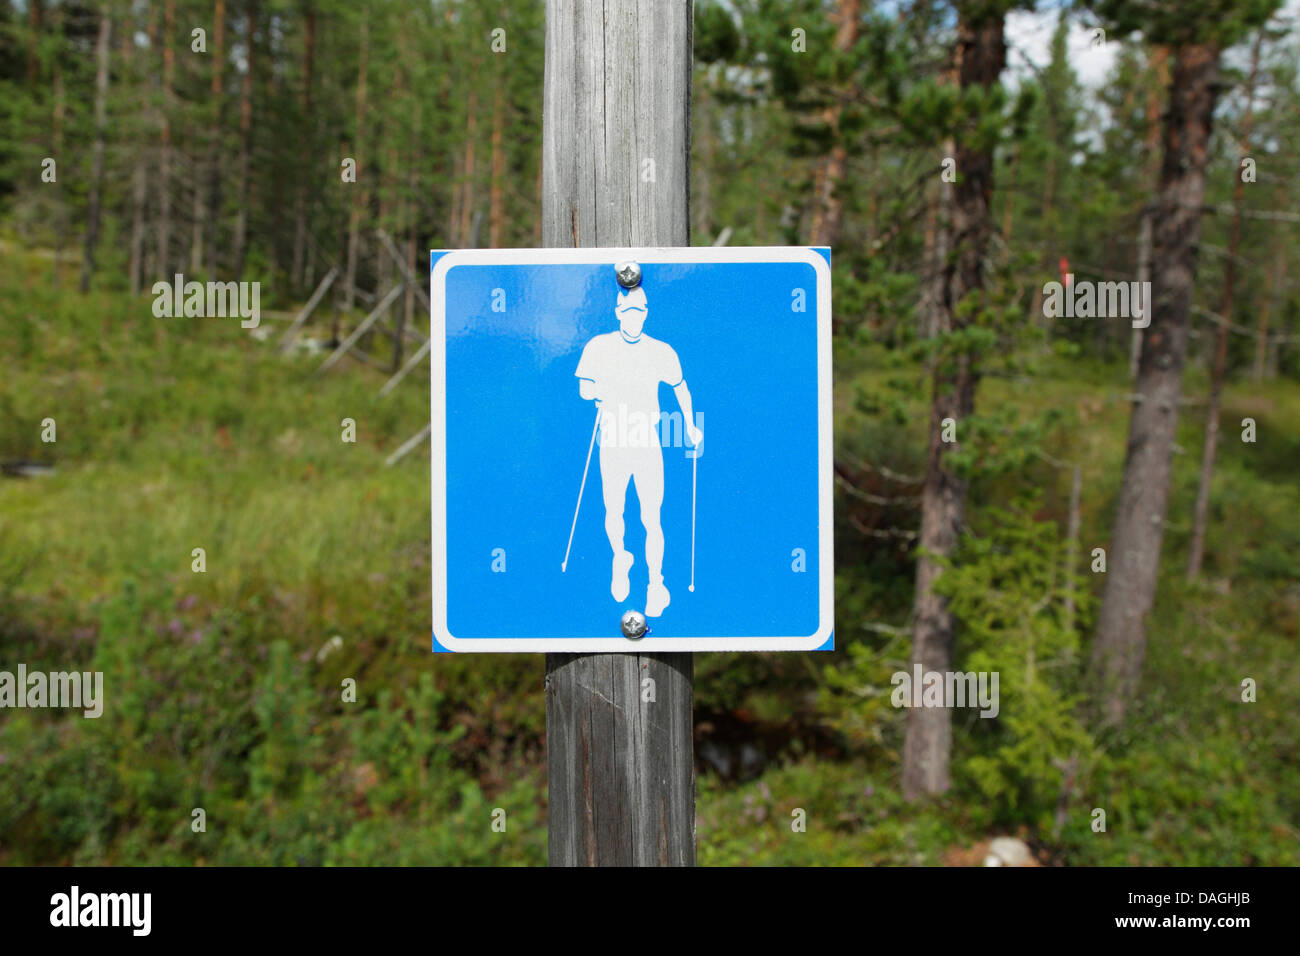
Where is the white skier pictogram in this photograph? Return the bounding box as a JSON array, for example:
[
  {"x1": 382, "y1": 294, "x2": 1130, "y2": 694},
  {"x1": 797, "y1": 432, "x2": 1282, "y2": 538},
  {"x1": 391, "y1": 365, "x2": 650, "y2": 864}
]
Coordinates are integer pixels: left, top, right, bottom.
[{"x1": 560, "y1": 275, "x2": 701, "y2": 618}]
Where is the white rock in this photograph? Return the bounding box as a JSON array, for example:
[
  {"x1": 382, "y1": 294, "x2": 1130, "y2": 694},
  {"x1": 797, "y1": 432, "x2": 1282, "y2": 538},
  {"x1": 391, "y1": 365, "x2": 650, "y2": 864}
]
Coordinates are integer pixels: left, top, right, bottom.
[{"x1": 988, "y1": 836, "x2": 1033, "y2": 866}]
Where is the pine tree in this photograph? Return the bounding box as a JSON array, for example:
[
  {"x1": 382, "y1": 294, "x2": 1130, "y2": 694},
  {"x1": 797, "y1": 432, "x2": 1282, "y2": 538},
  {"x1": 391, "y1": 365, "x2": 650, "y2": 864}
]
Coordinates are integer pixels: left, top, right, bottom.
[
  {"x1": 1087, "y1": 0, "x2": 1283, "y2": 728},
  {"x1": 901, "y1": 0, "x2": 1016, "y2": 799}
]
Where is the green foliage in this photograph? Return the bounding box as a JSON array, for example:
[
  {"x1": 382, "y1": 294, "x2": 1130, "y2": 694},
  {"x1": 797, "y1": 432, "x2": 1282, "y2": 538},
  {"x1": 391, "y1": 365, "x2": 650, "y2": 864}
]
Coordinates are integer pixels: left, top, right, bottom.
[
  {"x1": 695, "y1": 1, "x2": 742, "y2": 64},
  {"x1": 699, "y1": 759, "x2": 963, "y2": 866},
  {"x1": 0, "y1": 261, "x2": 543, "y2": 865},
  {"x1": 817, "y1": 626, "x2": 908, "y2": 758},
  {"x1": 935, "y1": 497, "x2": 1097, "y2": 829},
  {"x1": 1088, "y1": 0, "x2": 1283, "y2": 48}
]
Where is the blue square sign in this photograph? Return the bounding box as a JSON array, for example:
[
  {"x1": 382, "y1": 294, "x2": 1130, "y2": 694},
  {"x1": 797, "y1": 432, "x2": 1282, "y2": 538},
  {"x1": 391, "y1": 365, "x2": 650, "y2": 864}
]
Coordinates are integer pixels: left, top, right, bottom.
[{"x1": 431, "y1": 247, "x2": 832, "y2": 652}]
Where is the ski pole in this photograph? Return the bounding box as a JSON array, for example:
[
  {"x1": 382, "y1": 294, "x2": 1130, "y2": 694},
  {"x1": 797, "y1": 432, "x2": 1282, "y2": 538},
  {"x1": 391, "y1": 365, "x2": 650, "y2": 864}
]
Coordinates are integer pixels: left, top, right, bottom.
[
  {"x1": 561, "y1": 407, "x2": 601, "y2": 572},
  {"x1": 688, "y1": 438, "x2": 699, "y2": 592}
]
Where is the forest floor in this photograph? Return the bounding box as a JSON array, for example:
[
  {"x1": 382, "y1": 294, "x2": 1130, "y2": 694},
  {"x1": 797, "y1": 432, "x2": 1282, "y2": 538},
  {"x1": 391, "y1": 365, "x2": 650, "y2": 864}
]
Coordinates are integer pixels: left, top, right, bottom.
[{"x1": 2, "y1": 250, "x2": 1296, "y2": 865}]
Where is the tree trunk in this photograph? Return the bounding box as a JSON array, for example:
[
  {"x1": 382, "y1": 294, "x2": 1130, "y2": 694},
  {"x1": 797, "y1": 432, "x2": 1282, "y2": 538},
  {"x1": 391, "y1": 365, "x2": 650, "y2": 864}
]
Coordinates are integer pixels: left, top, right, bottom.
[
  {"x1": 190, "y1": 0, "x2": 213, "y2": 276},
  {"x1": 292, "y1": 8, "x2": 315, "y2": 289},
  {"x1": 1000, "y1": 147, "x2": 1016, "y2": 243},
  {"x1": 919, "y1": 188, "x2": 937, "y2": 337},
  {"x1": 1187, "y1": 34, "x2": 1259, "y2": 581},
  {"x1": 922, "y1": 55, "x2": 958, "y2": 341},
  {"x1": 26, "y1": 0, "x2": 41, "y2": 87},
  {"x1": 129, "y1": 149, "x2": 148, "y2": 296},
  {"x1": 449, "y1": 151, "x2": 463, "y2": 247},
  {"x1": 923, "y1": 149, "x2": 953, "y2": 339},
  {"x1": 158, "y1": 0, "x2": 175, "y2": 279},
  {"x1": 489, "y1": 76, "x2": 506, "y2": 248},
  {"x1": 1253, "y1": 189, "x2": 1286, "y2": 381},
  {"x1": 1063, "y1": 464, "x2": 1082, "y2": 635},
  {"x1": 397, "y1": 211, "x2": 413, "y2": 372},
  {"x1": 378, "y1": 40, "x2": 405, "y2": 295},
  {"x1": 205, "y1": 0, "x2": 226, "y2": 277},
  {"x1": 396, "y1": 56, "x2": 418, "y2": 373},
  {"x1": 807, "y1": 0, "x2": 859, "y2": 247},
  {"x1": 1131, "y1": 47, "x2": 1168, "y2": 379},
  {"x1": 233, "y1": 2, "x2": 255, "y2": 278},
  {"x1": 1253, "y1": 239, "x2": 1284, "y2": 382},
  {"x1": 80, "y1": 7, "x2": 112, "y2": 294},
  {"x1": 126, "y1": 6, "x2": 150, "y2": 295},
  {"x1": 192, "y1": 158, "x2": 206, "y2": 275},
  {"x1": 1132, "y1": 212, "x2": 1153, "y2": 377},
  {"x1": 460, "y1": 86, "x2": 479, "y2": 247},
  {"x1": 344, "y1": 21, "x2": 368, "y2": 311},
  {"x1": 1091, "y1": 42, "x2": 1221, "y2": 728},
  {"x1": 1039, "y1": 153, "x2": 1057, "y2": 335},
  {"x1": 901, "y1": 9, "x2": 1005, "y2": 800},
  {"x1": 696, "y1": 78, "x2": 712, "y2": 239},
  {"x1": 51, "y1": 35, "x2": 64, "y2": 289}
]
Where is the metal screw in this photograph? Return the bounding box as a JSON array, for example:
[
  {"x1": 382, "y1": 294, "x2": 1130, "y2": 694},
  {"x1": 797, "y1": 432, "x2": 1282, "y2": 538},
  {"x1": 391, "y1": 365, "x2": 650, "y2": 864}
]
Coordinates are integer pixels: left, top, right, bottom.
[
  {"x1": 620, "y1": 609, "x2": 647, "y2": 639},
  {"x1": 616, "y1": 260, "x2": 642, "y2": 289}
]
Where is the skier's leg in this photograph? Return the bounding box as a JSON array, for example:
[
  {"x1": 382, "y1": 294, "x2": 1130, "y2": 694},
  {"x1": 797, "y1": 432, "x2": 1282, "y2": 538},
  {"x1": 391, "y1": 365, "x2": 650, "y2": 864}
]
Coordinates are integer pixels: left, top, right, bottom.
[
  {"x1": 634, "y1": 449, "x2": 670, "y2": 616},
  {"x1": 637, "y1": 450, "x2": 666, "y2": 582},
  {"x1": 600, "y1": 447, "x2": 634, "y2": 601},
  {"x1": 599, "y1": 446, "x2": 631, "y2": 553}
]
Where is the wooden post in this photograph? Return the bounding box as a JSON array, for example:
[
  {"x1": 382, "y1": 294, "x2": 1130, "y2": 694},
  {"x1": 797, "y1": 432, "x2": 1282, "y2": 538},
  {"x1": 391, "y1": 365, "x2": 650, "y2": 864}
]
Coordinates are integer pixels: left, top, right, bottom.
[
  {"x1": 385, "y1": 423, "x2": 431, "y2": 468},
  {"x1": 377, "y1": 229, "x2": 432, "y2": 314},
  {"x1": 541, "y1": 0, "x2": 695, "y2": 867},
  {"x1": 278, "y1": 266, "x2": 338, "y2": 353},
  {"x1": 318, "y1": 282, "x2": 404, "y2": 373},
  {"x1": 378, "y1": 338, "x2": 430, "y2": 397}
]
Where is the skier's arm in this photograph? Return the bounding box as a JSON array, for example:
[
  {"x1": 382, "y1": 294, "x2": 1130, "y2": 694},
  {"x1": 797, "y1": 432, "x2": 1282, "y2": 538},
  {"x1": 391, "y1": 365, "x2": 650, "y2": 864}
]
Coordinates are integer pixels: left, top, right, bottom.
[
  {"x1": 576, "y1": 339, "x2": 601, "y2": 402},
  {"x1": 672, "y1": 380, "x2": 702, "y2": 445}
]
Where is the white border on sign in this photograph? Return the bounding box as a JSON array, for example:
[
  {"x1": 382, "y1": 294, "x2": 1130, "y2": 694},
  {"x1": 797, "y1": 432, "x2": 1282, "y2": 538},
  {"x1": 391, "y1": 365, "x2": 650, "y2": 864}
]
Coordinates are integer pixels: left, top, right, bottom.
[{"x1": 431, "y1": 247, "x2": 833, "y2": 653}]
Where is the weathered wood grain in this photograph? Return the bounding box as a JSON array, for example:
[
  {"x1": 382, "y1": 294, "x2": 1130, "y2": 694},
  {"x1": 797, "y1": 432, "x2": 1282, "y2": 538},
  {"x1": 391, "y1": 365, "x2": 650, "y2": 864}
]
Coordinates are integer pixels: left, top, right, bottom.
[
  {"x1": 542, "y1": 0, "x2": 695, "y2": 867},
  {"x1": 546, "y1": 652, "x2": 694, "y2": 866}
]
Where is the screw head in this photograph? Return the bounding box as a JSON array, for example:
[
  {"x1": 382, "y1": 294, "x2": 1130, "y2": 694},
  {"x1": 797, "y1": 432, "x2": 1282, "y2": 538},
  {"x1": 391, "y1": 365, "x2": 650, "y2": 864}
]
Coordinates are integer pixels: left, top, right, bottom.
[
  {"x1": 620, "y1": 609, "x2": 647, "y2": 639},
  {"x1": 615, "y1": 260, "x2": 642, "y2": 289}
]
